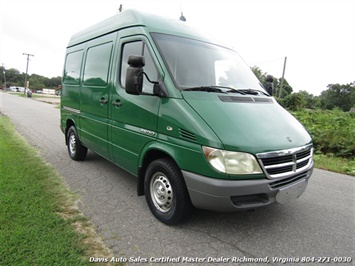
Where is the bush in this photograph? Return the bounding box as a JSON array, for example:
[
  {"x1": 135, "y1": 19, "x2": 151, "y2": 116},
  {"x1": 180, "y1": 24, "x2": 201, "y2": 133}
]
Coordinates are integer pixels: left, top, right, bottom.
[
  {"x1": 291, "y1": 109, "x2": 355, "y2": 158},
  {"x1": 284, "y1": 93, "x2": 306, "y2": 111}
]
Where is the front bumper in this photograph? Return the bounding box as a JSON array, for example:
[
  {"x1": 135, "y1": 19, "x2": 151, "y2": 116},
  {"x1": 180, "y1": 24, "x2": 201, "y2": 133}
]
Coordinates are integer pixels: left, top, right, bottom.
[{"x1": 182, "y1": 161, "x2": 313, "y2": 212}]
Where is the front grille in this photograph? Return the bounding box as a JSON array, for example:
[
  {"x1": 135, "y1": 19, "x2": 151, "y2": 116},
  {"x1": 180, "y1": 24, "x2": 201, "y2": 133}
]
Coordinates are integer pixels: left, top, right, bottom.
[
  {"x1": 257, "y1": 145, "x2": 313, "y2": 179},
  {"x1": 269, "y1": 172, "x2": 309, "y2": 189}
]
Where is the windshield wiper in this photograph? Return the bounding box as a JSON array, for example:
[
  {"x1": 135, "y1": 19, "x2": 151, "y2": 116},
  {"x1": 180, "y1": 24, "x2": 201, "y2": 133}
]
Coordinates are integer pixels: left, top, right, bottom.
[
  {"x1": 183, "y1": 86, "x2": 270, "y2": 96},
  {"x1": 183, "y1": 86, "x2": 223, "y2": 93},
  {"x1": 228, "y1": 88, "x2": 270, "y2": 96},
  {"x1": 183, "y1": 86, "x2": 245, "y2": 94}
]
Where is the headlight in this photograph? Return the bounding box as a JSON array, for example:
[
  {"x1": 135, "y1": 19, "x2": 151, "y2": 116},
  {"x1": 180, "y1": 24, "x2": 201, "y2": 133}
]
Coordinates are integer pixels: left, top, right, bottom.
[{"x1": 202, "y1": 146, "x2": 263, "y2": 174}]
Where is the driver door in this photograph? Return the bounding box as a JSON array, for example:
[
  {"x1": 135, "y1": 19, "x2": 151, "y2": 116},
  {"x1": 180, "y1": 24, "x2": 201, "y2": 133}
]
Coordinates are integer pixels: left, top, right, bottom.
[{"x1": 109, "y1": 37, "x2": 161, "y2": 175}]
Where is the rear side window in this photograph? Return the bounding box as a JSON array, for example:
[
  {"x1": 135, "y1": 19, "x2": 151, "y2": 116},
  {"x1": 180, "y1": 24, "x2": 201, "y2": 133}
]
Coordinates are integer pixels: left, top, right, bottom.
[
  {"x1": 63, "y1": 50, "x2": 83, "y2": 84},
  {"x1": 84, "y1": 42, "x2": 113, "y2": 86},
  {"x1": 120, "y1": 41, "x2": 158, "y2": 93}
]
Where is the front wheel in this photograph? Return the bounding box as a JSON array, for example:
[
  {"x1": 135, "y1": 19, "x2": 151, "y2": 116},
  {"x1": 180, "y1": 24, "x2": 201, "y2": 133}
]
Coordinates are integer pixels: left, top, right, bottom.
[
  {"x1": 144, "y1": 158, "x2": 192, "y2": 225},
  {"x1": 67, "y1": 126, "x2": 87, "y2": 161}
]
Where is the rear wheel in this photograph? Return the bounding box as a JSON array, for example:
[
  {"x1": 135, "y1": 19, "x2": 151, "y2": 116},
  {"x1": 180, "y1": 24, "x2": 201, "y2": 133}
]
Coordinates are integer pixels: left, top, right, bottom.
[
  {"x1": 144, "y1": 158, "x2": 192, "y2": 225},
  {"x1": 67, "y1": 126, "x2": 87, "y2": 161}
]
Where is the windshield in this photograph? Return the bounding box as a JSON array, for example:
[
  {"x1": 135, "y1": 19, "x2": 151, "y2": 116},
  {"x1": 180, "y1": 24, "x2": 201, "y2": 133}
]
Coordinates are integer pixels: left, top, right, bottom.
[{"x1": 152, "y1": 33, "x2": 264, "y2": 92}]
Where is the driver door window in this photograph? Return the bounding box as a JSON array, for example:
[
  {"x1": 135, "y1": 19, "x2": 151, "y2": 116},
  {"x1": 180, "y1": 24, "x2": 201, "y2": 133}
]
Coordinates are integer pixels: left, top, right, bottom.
[{"x1": 120, "y1": 41, "x2": 158, "y2": 93}]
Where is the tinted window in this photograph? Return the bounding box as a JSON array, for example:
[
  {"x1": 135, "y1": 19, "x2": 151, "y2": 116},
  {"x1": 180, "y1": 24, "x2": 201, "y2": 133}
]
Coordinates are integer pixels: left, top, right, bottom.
[
  {"x1": 63, "y1": 50, "x2": 83, "y2": 84},
  {"x1": 84, "y1": 42, "x2": 113, "y2": 86},
  {"x1": 120, "y1": 41, "x2": 158, "y2": 93}
]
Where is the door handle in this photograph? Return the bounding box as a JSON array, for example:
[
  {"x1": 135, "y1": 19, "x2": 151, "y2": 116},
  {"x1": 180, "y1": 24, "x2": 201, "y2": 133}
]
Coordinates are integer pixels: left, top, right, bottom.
[
  {"x1": 99, "y1": 97, "x2": 108, "y2": 105},
  {"x1": 112, "y1": 100, "x2": 122, "y2": 107}
]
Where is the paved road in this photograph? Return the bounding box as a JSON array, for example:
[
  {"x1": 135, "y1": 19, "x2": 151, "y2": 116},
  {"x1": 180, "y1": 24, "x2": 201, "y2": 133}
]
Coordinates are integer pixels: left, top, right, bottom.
[{"x1": 1, "y1": 92, "x2": 354, "y2": 265}]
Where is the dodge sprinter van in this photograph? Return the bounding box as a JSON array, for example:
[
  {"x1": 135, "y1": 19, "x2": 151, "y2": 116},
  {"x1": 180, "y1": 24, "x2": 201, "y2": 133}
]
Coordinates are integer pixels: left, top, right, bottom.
[{"x1": 61, "y1": 9, "x2": 314, "y2": 225}]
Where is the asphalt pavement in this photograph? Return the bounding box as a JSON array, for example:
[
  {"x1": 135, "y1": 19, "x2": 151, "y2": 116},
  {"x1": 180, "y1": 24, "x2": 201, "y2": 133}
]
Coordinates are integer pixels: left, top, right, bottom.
[{"x1": 1, "y1": 91, "x2": 354, "y2": 265}]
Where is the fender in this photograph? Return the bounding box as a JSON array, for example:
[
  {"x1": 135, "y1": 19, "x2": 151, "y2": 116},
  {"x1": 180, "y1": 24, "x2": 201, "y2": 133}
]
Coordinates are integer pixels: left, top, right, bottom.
[
  {"x1": 139, "y1": 141, "x2": 179, "y2": 168},
  {"x1": 136, "y1": 141, "x2": 177, "y2": 196},
  {"x1": 61, "y1": 107, "x2": 80, "y2": 144}
]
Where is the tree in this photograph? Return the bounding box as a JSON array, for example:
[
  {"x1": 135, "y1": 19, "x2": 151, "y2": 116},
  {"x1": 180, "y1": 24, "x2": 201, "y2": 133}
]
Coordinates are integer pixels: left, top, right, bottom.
[
  {"x1": 3, "y1": 68, "x2": 24, "y2": 86},
  {"x1": 283, "y1": 93, "x2": 306, "y2": 111},
  {"x1": 297, "y1": 90, "x2": 320, "y2": 109},
  {"x1": 0, "y1": 66, "x2": 5, "y2": 88},
  {"x1": 0, "y1": 67, "x2": 62, "y2": 90},
  {"x1": 251, "y1": 66, "x2": 267, "y2": 84},
  {"x1": 274, "y1": 78, "x2": 293, "y2": 98},
  {"x1": 251, "y1": 66, "x2": 293, "y2": 98},
  {"x1": 319, "y1": 82, "x2": 355, "y2": 111},
  {"x1": 45, "y1": 77, "x2": 61, "y2": 88},
  {"x1": 29, "y1": 74, "x2": 46, "y2": 90}
]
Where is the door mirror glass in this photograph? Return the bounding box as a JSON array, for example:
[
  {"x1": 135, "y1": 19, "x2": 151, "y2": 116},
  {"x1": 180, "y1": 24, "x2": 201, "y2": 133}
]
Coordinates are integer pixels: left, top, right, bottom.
[{"x1": 125, "y1": 55, "x2": 145, "y2": 95}]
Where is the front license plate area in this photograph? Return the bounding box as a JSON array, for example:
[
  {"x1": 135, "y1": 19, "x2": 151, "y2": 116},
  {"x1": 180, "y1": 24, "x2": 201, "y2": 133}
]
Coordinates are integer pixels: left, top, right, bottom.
[{"x1": 276, "y1": 179, "x2": 307, "y2": 204}]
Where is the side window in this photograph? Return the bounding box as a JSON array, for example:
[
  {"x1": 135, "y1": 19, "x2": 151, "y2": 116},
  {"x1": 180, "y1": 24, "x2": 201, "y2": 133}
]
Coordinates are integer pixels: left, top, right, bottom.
[
  {"x1": 84, "y1": 42, "x2": 113, "y2": 86},
  {"x1": 120, "y1": 41, "x2": 158, "y2": 93},
  {"x1": 120, "y1": 41, "x2": 142, "y2": 89},
  {"x1": 63, "y1": 50, "x2": 83, "y2": 84}
]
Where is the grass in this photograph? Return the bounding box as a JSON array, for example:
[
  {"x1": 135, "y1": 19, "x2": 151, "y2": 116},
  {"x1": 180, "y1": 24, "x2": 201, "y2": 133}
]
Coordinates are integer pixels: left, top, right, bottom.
[
  {"x1": 314, "y1": 154, "x2": 355, "y2": 176},
  {"x1": 9, "y1": 92, "x2": 59, "y2": 99},
  {"x1": 0, "y1": 115, "x2": 112, "y2": 265}
]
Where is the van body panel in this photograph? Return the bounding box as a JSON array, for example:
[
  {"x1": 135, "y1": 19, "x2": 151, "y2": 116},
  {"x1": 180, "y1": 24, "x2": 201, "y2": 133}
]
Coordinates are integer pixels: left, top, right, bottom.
[
  {"x1": 182, "y1": 163, "x2": 313, "y2": 211},
  {"x1": 157, "y1": 98, "x2": 223, "y2": 148},
  {"x1": 138, "y1": 140, "x2": 212, "y2": 176},
  {"x1": 78, "y1": 33, "x2": 116, "y2": 159},
  {"x1": 109, "y1": 93, "x2": 160, "y2": 175},
  {"x1": 61, "y1": 44, "x2": 85, "y2": 141},
  {"x1": 68, "y1": 10, "x2": 144, "y2": 47},
  {"x1": 108, "y1": 34, "x2": 162, "y2": 175},
  {"x1": 68, "y1": 9, "x2": 214, "y2": 48},
  {"x1": 182, "y1": 91, "x2": 312, "y2": 154}
]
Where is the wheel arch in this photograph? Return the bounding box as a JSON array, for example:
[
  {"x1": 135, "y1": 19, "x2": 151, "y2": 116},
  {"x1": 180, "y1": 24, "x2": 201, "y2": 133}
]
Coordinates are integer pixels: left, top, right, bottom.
[
  {"x1": 137, "y1": 142, "x2": 180, "y2": 196},
  {"x1": 65, "y1": 119, "x2": 76, "y2": 145}
]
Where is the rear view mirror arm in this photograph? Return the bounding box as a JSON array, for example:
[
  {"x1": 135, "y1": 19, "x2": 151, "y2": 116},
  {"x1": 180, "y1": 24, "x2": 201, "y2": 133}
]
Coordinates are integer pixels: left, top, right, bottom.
[
  {"x1": 139, "y1": 71, "x2": 158, "y2": 85},
  {"x1": 136, "y1": 71, "x2": 168, "y2": 97}
]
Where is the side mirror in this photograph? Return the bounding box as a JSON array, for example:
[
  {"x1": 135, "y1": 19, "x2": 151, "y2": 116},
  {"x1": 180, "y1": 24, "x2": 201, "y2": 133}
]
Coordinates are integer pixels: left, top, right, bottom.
[
  {"x1": 265, "y1": 75, "x2": 274, "y2": 96},
  {"x1": 125, "y1": 55, "x2": 145, "y2": 95},
  {"x1": 265, "y1": 75, "x2": 274, "y2": 83},
  {"x1": 153, "y1": 82, "x2": 169, "y2": 97}
]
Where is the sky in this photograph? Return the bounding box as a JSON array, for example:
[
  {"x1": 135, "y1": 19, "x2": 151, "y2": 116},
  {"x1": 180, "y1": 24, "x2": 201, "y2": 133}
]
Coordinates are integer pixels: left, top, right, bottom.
[{"x1": 0, "y1": 0, "x2": 354, "y2": 95}]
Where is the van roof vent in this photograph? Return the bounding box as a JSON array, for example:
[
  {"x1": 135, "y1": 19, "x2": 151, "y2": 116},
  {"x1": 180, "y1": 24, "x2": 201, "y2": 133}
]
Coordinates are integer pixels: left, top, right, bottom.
[
  {"x1": 179, "y1": 128, "x2": 197, "y2": 142},
  {"x1": 219, "y1": 96, "x2": 273, "y2": 103}
]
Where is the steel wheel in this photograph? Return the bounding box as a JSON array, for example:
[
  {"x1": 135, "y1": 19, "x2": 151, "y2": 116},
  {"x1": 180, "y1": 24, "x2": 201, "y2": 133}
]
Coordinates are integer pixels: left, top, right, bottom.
[
  {"x1": 68, "y1": 132, "x2": 77, "y2": 156},
  {"x1": 150, "y1": 172, "x2": 174, "y2": 213},
  {"x1": 66, "y1": 126, "x2": 87, "y2": 161},
  {"x1": 144, "y1": 158, "x2": 192, "y2": 225}
]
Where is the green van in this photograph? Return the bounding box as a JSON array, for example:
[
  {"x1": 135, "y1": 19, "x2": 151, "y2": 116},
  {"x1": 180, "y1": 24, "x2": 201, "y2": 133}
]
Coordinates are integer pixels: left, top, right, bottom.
[{"x1": 61, "y1": 9, "x2": 314, "y2": 225}]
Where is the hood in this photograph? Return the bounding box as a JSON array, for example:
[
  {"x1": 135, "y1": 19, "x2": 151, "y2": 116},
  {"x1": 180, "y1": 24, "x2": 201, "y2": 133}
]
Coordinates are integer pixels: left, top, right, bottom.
[{"x1": 182, "y1": 92, "x2": 312, "y2": 154}]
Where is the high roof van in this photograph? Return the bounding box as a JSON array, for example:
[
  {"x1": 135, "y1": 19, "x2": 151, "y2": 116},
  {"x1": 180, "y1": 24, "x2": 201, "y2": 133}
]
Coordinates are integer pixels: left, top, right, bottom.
[{"x1": 60, "y1": 9, "x2": 314, "y2": 225}]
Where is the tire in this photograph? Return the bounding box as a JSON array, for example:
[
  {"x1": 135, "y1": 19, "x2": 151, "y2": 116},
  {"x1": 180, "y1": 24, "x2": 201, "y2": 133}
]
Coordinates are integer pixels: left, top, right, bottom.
[
  {"x1": 67, "y1": 126, "x2": 87, "y2": 161},
  {"x1": 144, "y1": 158, "x2": 192, "y2": 225}
]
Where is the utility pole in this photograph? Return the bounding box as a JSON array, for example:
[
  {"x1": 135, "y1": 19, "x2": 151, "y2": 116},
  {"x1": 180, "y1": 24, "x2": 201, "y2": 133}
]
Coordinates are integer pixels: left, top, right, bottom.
[
  {"x1": 279, "y1": 56, "x2": 287, "y2": 98},
  {"x1": 23, "y1": 53, "x2": 34, "y2": 94}
]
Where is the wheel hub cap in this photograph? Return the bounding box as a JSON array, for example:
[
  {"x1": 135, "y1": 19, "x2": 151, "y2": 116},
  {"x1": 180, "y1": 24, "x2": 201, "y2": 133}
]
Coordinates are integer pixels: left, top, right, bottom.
[
  {"x1": 150, "y1": 173, "x2": 173, "y2": 213},
  {"x1": 69, "y1": 134, "x2": 76, "y2": 155}
]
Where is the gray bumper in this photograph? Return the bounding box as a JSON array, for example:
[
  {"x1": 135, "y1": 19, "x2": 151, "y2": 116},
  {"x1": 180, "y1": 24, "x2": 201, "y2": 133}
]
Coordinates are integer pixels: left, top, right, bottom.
[{"x1": 182, "y1": 165, "x2": 313, "y2": 212}]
